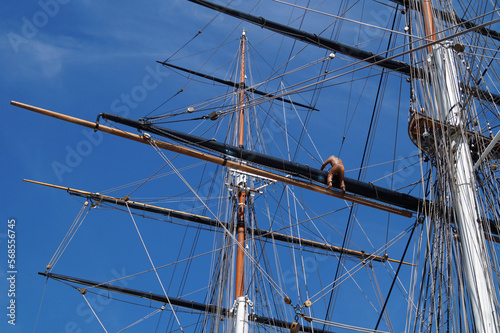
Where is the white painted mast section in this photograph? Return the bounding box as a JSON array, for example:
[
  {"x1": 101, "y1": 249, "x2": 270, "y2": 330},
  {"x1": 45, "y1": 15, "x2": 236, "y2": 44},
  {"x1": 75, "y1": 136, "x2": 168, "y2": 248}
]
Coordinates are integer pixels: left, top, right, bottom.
[
  {"x1": 426, "y1": 25, "x2": 499, "y2": 333},
  {"x1": 234, "y1": 296, "x2": 251, "y2": 333}
]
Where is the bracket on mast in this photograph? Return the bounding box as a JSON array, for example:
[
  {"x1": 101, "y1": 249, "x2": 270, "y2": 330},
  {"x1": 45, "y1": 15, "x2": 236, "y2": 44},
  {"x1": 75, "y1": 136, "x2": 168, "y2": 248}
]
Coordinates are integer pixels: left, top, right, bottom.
[
  {"x1": 226, "y1": 167, "x2": 277, "y2": 195},
  {"x1": 230, "y1": 295, "x2": 254, "y2": 333}
]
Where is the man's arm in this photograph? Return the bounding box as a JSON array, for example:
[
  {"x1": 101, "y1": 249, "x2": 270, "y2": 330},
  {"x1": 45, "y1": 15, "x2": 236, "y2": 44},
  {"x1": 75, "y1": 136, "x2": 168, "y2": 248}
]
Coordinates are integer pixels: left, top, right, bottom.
[{"x1": 321, "y1": 156, "x2": 332, "y2": 171}]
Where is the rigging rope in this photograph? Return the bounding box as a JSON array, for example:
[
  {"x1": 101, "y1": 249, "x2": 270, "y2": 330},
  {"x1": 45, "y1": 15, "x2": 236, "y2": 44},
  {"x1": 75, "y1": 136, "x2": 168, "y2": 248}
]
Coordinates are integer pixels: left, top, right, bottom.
[
  {"x1": 324, "y1": 4, "x2": 400, "y2": 325},
  {"x1": 47, "y1": 202, "x2": 90, "y2": 270},
  {"x1": 116, "y1": 306, "x2": 165, "y2": 332},
  {"x1": 124, "y1": 202, "x2": 185, "y2": 332},
  {"x1": 32, "y1": 277, "x2": 49, "y2": 333},
  {"x1": 81, "y1": 293, "x2": 109, "y2": 332},
  {"x1": 374, "y1": 222, "x2": 417, "y2": 331},
  {"x1": 308, "y1": 223, "x2": 415, "y2": 304},
  {"x1": 145, "y1": 134, "x2": 289, "y2": 298}
]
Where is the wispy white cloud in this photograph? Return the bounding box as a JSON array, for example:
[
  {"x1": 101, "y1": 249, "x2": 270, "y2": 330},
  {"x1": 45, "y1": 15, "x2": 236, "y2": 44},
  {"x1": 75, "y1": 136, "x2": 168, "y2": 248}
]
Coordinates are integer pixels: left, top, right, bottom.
[{"x1": 0, "y1": 34, "x2": 79, "y2": 79}]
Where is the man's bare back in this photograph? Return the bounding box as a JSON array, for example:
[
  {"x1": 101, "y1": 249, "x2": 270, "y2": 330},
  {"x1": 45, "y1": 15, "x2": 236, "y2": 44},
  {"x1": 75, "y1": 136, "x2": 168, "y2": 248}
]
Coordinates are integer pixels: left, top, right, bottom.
[{"x1": 321, "y1": 155, "x2": 346, "y2": 192}]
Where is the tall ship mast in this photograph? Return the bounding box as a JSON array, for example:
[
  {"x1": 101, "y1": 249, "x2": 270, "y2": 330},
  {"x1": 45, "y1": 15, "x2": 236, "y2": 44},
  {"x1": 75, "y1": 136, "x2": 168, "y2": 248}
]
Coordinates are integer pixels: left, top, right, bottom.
[
  {"x1": 415, "y1": 1, "x2": 499, "y2": 330},
  {"x1": 233, "y1": 30, "x2": 251, "y2": 333},
  {"x1": 7, "y1": 0, "x2": 500, "y2": 332}
]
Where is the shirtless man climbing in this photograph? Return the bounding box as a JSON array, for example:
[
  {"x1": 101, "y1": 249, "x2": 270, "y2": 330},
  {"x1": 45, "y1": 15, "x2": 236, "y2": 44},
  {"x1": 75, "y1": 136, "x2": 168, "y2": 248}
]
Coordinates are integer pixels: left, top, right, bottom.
[{"x1": 321, "y1": 155, "x2": 346, "y2": 192}]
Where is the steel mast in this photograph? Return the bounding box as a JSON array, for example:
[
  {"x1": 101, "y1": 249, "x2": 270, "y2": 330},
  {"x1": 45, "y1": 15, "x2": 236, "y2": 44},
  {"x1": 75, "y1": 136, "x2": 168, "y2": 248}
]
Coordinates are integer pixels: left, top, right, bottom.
[{"x1": 420, "y1": 1, "x2": 499, "y2": 331}]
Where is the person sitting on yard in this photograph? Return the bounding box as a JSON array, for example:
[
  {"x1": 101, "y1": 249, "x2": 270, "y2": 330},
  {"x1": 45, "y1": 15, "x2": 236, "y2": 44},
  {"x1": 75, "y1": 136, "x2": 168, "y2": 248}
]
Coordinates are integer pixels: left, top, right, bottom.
[{"x1": 321, "y1": 155, "x2": 346, "y2": 192}]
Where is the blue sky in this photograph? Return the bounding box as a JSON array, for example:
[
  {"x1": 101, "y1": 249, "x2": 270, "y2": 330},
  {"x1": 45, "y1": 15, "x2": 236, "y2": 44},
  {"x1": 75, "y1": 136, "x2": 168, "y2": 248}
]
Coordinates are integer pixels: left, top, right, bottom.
[
  {"x1": 1, "y1": 2, "x2": 207, "y2": 331},
  {"x1": 1, "y1": 1, "x2": 422, "y2": 332}
]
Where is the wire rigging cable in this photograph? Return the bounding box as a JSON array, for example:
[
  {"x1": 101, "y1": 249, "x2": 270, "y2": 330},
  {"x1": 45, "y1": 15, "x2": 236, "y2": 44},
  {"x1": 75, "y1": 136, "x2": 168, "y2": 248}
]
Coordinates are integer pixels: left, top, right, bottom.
[
  {"x1": 125, "y1": 201, "x2": 186, "y2": 332},
  {"x1": 145, "y1": 134, "x2": 289, "y2": 299},
  {"x1": 47, "y1": 202, "x2": 91, "y2": 271}
]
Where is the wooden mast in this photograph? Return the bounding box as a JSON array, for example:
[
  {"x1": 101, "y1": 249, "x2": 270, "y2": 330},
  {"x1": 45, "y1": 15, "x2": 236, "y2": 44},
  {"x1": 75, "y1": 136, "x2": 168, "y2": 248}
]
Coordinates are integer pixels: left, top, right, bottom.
[
  {"x1": 421, "y1": 0, "x2": 437, "y2": 43},
  {"x1": 235, "y1": 30, "x2": 247, "y2": 300},
  {"x1": 233, "y1": 31, "x2": 250, "y2": 333}
]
